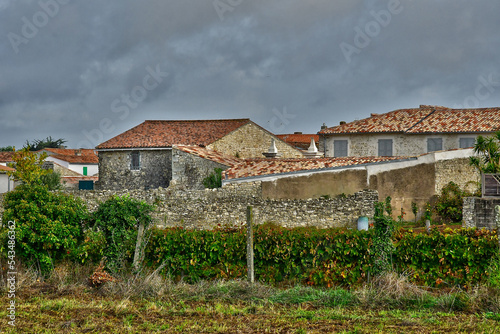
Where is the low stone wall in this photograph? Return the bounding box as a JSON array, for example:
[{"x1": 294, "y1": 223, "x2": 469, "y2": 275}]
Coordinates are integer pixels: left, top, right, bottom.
[
  {"x1": 65, "y1": 183, "x2": 377, "y2": 230},
  {"x1": 463, "y1": 197, "x2": 500, "y2": 230},
  {"x1": 0, "y1": 182, "x2": 377, "y2": 229}
]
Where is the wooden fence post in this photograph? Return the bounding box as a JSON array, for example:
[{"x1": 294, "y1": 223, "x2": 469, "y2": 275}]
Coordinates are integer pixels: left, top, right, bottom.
[
  {"x1": 246, "y1": 206, "x2": 254, "y2": 284},
  {"x1": 495, "y1": 206, "x2": 500, "y2": 250}
]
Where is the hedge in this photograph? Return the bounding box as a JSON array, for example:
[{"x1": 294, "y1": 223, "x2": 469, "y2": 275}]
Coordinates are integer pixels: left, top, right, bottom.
[{"x1": 147, "y1": 224, "x2": 499, "y2": 288}]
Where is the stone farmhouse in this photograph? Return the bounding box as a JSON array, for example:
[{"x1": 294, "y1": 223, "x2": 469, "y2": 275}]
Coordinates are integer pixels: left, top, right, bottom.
[
  {"x1": 318, "y1": 105, "x2": 500, "y2": 158},
  {"x1": 96, "y1": 119, "x2": 303, "y2": 190}
]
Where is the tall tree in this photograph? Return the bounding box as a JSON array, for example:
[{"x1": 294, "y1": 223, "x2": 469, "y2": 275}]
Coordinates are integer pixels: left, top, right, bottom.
[
  {"x1": 7, "y1": 147, "x2": 50, "y2": 186},
  {"x1": 25, "y1": 136, "x2": 66, "y2": 151}
]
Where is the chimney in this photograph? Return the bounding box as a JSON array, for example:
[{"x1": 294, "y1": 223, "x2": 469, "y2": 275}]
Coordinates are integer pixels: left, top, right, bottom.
[
  {"x1": 320, "y1": 123, "x2": 327, "y2": 130},
  {"x1": 294, "y1": 131, "x2": 303, "y2": 134},
  {"x1": 262, "y1": 139, "x2": 281, "y2": 158},
  {"x1": 340, "y1": 121, "x2": 346, "y2": 125},
  {"x1": 303, "y1": 138, "x2": 324, "y2": 158}
]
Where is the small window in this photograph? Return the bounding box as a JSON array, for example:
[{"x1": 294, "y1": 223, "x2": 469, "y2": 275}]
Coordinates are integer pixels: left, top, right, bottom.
[
  {"x1": 83, "y1": 166, "x2": 88, "y2": 176},
  {"x1": 459, "y1": 137, "x2": 475, "y2": 149},
  {"x1": 334, "y1": 140, "x2": 348, "y2": 157},
  {"x1": 130, "y1": 151, "x2": 141, "y2": 170},
  {"x1": 427, "y1": 138, "x2": 443, "y2": 152},
  {"x1": 378, "y1": 139, "x2": 393, "y2": 157}
]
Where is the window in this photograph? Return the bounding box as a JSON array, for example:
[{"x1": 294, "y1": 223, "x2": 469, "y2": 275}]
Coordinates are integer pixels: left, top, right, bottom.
[
  {"x1": 130, "y1": 151, "x2": 141, "y2": 170},
  {"x1": 333, "y1": 140, "x2": 348, "y2": 157},
  {"x1": 427, "y1": 138, "x2": 443, "y2": 152},
  {"x1": 83, "y1": 167, "x2": 88, "y2": 176},
  {"x1": 459, "y1": 137, "x2": 475, "y2": 149},
  {"x1": 378, "y1": 139, "x2": 393, "y2": 157}
]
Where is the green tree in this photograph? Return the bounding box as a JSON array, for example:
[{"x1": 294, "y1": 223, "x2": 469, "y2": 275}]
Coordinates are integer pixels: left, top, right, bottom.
[
  {"x1": 7, "y1": 147, "x2": 50, "y2": 186},
  {"x1": 0, "y1": 146, "x2": 14, "y2": 151},
  {"x1": 469, "y1": 131, "x2": 500, "y2": 173},
  {"x1": 2, "y1": 184, "x2": 88, "y2": 274},
  {"x1": 25, "y1": 136, "x2": 66, "y2": 151}
]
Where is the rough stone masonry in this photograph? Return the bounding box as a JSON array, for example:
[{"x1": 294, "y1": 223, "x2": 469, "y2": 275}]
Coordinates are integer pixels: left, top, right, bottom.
[{"x1": 0, "y1": 183, "x2": 378, "y2": 229}]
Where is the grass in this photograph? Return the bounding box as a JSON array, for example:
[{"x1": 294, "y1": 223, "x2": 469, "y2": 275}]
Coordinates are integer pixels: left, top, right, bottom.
[{"x1": 0, "y1": 264, "x2": 500, "y2": 333}]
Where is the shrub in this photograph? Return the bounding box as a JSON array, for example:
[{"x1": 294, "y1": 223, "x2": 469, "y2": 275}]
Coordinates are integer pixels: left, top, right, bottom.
[
  {"x1": 91, "y1": 195, "x2": 155, "y2": 273},
  {"x1": 203, "y1": 168, "x2": 223, "y2": 189},
  {"x1": 40, "y1": 170, "x2": 63, "y2": 190},
  {"x1": 1, "y1": 185, "x2": 88, "y2": 275},
  {"x1": 433, "y1": 181, "x2": 472, "y2": 224},
  {"x1": 371, "y1": 201, "x2": 396, "y2": 276}
]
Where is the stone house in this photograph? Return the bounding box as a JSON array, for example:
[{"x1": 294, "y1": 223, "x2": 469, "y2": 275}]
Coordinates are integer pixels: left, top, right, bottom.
[
  {"x1": 318, "y1": 105, "x2": 500, "y2": 158},
  {"x1": 96, "y1": 119, "x2": 302, "y2": 190}
]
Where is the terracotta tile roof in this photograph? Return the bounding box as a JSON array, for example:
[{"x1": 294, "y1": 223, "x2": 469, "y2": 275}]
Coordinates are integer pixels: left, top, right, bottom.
[
  {"x1": 406, "y1": 107, "x2": 500, "y2": 133},
  {"x1": 174, "y1": 145, "x2": 242, "y2": 167},
  {"x1": 225, "y1": 156, "x2": 410, "y2": 180},
  {"x1": 319, "y1": 105, "x2": 500, "y2": 135},
  {"x1": 0, "y1": 164, "x2": 15, "y2": 172},
  {"x1": 277, "y1": 134, "x2": 320, "y2": 150},
  {"x1": 0, "y1": 152, "x2": 15, "y2": 163},
  {"x1": 96, "y1": 119, "x2": 251, "y2": 149},
  {"x1": 42, "y1": 148, "x2": 98, "y2": 164}
]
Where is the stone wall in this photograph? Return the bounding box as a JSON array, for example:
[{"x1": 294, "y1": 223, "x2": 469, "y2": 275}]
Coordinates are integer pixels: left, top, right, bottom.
[
  {"x1": 463, "y1": 197, "x2": 500, "y2": 230},
  {"x1": 64, "y1": 184, "x2": 377, "y2": 230},
  {"x1": 171, "y1": 148, "x2": 229, "y2": 190},
  {"x1": 208, "y1": 123, "x2": 303, "y2": 159},
  {"x1": 323, "y1": 133, "x2": 482, "y2": 157},
  {"x1": 97, "y1": 149, "x2": 172, "y2": 190},
  {"x1": 435, "y1": 158, "x2": 480, "y2": 194}
]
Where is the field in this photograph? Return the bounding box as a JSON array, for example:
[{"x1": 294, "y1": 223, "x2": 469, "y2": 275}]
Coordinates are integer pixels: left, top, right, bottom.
[{"x1": 1, "y1": 267, "x2": 500, "y2": 333}]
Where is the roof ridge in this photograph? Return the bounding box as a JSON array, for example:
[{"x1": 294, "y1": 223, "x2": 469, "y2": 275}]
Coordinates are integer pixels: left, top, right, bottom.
[
  {"x1": 144, "y1": 119, "x2": 251, "y2": 123},
  {"x1": 403, "y1": 107, "x2": 437, "y2": 133}
]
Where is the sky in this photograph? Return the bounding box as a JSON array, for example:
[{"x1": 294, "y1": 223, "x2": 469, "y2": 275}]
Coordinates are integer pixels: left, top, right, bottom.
[{"x1": 1, "y1": 0, "x2": 500, "y2": 149}]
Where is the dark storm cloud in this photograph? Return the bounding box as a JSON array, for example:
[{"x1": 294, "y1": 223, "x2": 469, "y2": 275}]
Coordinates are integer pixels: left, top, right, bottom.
[{"x1": 0, "y1": 0, "x2": 499, "y2": 148}]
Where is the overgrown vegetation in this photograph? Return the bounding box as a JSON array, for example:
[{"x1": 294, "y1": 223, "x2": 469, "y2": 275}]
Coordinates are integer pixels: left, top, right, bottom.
[
  {"x1": 202, "y1": 167, "x2": 223, "y2": 189},
  {"x1": 90, "y1": 195, "x2": 155, "y2": 273},
  {"x1": 433, "y1": 181, "x2": 475, "y2": 224},
  {"x1": 371, "y1": 199, "x2": 396, "y2": 276},
  {"x1": 1, "y1": 184, "x2": 88, "y2": 274}
]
